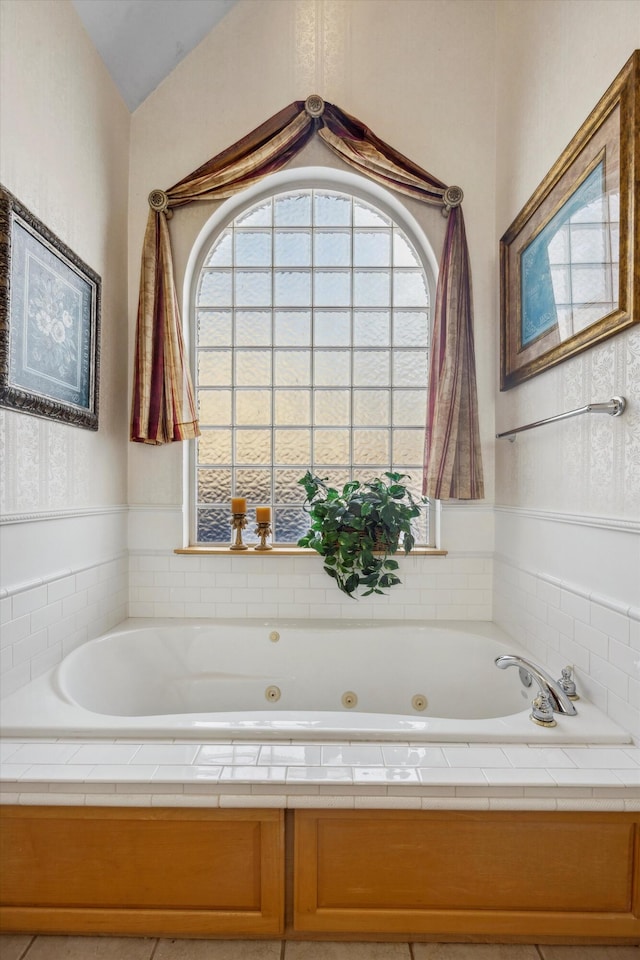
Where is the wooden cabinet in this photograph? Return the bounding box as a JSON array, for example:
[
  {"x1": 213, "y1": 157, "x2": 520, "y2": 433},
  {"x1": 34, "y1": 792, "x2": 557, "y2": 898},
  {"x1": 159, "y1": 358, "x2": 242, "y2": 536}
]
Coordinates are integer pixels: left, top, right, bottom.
[
  {"x1": 0, "y1": 806, "x2": 284, "y2": 936},
  {"x1": 1, "y1": 805, "x2": 638, "y2": 941},
  {"x1": 294, "y1": 809, "x2": 640, "y2": 940}
]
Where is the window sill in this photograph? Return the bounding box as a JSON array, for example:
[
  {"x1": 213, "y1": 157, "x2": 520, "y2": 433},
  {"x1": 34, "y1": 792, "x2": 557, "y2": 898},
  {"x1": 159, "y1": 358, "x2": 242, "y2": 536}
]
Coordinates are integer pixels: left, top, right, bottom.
[{"x1": 175, "y1": 546, "x2": 448, "y2": 557}]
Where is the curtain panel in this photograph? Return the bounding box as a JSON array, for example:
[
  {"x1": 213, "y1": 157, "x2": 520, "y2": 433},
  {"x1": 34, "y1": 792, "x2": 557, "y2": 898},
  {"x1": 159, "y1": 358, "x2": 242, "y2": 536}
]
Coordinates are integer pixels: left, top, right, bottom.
[{"x1": 131, "y1": 97, "x2": 484, "y2": 500}]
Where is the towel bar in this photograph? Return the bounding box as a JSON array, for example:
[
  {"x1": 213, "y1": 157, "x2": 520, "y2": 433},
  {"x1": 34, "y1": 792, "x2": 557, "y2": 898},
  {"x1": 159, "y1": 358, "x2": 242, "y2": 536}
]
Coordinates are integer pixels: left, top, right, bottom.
[{"x1": 496, "y1": 396, "x2": 626, "y2": 441}]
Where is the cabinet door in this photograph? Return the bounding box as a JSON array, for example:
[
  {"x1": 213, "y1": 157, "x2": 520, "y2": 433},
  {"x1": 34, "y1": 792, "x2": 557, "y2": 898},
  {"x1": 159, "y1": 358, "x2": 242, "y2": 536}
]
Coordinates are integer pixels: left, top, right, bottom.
[
  {"x1": 0, "y1": 805, "x2": 284, "y2": 936},
  {"x1": 294, "y1": 809, "x2": 640, "y2": 940}
]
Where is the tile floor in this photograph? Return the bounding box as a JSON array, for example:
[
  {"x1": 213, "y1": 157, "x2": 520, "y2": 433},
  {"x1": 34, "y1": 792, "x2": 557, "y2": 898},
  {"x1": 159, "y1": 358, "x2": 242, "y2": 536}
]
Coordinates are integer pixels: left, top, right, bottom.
[{"x1": 1, "y1": 937, "x2": 638, "y2": 959}]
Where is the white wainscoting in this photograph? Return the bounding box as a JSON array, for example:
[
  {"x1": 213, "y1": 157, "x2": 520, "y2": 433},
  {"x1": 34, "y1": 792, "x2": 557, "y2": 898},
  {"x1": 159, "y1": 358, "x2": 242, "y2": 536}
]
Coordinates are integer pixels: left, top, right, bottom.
[
  {"x1": 494, "y1": 506, "x2": 640, "y2": 739},
  {"x1": 0, "y1": 506, "x2": 128, "y2": 590},
  {"x1": 0, "y1": 508, "x2": 129, "y2": 698}
]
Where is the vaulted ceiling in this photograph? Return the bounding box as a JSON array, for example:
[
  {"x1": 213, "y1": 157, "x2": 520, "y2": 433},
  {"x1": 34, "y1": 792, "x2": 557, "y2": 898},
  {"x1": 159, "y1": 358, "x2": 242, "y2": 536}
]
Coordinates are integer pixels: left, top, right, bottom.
[{"x1": 71, "y1": 0, "x2": 237, "y2": 111}]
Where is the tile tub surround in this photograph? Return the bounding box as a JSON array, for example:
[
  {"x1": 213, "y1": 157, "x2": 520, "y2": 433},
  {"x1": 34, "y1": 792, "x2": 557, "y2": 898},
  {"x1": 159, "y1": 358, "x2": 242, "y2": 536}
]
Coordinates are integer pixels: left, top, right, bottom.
[
  {"x1": 128, "y1": 550, "x2": 492, "y2": 622},
  {"x1": 1, "y1": 738, "x2": 638, "y2": 811},
  {"x1": 493, "y1": 555, "x2": 640, "y2": 740},
  {"x1": 0, "y1": 556, "x2": 128, "y2": 700}
]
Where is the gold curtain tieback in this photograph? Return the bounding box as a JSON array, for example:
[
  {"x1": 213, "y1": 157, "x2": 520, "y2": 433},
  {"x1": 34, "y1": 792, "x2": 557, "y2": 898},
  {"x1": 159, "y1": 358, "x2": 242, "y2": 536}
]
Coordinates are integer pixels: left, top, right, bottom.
[
  {"x1": 148, "y1": 189, "x2": 171, "y2": 216},
  {"x1": 442, "y1": 185, "x2": 463, "y2": 216},
  {"x1": 305, "y1": 94, "x2": 325, "y2": 118}
]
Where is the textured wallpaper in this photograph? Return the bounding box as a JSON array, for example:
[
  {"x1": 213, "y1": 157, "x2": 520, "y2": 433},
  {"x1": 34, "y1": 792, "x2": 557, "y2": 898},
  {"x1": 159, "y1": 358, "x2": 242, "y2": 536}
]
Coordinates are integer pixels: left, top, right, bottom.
[
  {"x1": 0, "y1": 413, "x2": 92, "y2": 516},
  {"x1": 496, "y1": 328, "x2": 640, "y2": 519}
]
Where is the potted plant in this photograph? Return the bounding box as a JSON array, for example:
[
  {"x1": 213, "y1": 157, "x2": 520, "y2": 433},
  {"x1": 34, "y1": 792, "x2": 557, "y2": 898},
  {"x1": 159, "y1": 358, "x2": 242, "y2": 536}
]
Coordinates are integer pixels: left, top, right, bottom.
[{"x1": 297, "y1": 471, "x2": 424, "y2": 598}]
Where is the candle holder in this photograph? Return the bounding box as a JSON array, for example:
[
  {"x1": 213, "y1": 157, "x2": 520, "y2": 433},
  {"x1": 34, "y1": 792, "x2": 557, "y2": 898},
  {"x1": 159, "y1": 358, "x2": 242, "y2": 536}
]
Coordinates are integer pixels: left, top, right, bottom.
[
  {"x1": 254, "y1": 521, "x2": 272, "y2": 551},
  {"x1": 230, "y1": 512, "x2": 248, "y2": 550}
]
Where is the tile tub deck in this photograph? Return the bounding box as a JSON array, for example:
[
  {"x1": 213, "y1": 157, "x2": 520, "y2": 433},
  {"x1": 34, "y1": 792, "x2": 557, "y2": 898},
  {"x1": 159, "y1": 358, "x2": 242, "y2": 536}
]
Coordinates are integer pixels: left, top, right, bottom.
[{"x1": 1, "y1": 738, "x2": 638, "y2": 809}]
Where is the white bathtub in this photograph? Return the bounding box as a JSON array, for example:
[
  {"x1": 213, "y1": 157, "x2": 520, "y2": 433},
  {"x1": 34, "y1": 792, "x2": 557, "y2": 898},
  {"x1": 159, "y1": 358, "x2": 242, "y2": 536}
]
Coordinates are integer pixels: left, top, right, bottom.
[{"x1": 0, "y1": 619, "x2": 631, "y2": 743}]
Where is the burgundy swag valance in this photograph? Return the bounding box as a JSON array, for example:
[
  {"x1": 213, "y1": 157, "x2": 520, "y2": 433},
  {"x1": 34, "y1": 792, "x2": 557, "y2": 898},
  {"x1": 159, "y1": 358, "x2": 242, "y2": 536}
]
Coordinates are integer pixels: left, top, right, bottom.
[{"x1": 131, "y1": 97, "x2": 484, "y2": 500}]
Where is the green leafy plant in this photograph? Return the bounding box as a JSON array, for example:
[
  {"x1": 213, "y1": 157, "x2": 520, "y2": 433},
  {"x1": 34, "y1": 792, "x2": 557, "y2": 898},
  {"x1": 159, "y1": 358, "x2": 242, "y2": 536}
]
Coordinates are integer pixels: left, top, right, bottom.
[{"x1": 297, "y1": 471, "x2": 425, "y2": 598}]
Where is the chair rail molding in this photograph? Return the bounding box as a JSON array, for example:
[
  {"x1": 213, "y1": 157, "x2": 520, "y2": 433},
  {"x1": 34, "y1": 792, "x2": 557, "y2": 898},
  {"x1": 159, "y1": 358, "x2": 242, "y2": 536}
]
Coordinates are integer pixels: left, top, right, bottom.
[
  {"x1": 0, "y1": 505, "x2": 129, "y2": 526},
  {"x1": 494, "y1": 504, "x2": 640, "y2": 535}
]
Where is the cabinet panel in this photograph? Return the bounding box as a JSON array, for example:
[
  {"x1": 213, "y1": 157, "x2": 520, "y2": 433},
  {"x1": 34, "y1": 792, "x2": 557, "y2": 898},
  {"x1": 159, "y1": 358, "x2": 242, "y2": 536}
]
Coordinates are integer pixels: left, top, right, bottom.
[
  {"x1": 295, "y1": 809, "x2": 640, "y2": 939},
  {"x1": 0, "y1": 806, "x2": 284, "y2": 936},
  {"x1": 315, "y1": 816, "x2": 631, "y2": 912}
]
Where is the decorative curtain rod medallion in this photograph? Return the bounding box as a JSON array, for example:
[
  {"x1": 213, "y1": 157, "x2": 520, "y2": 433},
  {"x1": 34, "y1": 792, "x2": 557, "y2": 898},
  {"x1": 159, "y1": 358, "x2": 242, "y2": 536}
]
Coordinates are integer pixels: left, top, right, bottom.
[
  {"x1": 148, "y1": 189, "x2": 169, "y2": 213},
  {"x1": 442, "y1": 185, "x2": 464, "y2": 216},
  {"x1": 305, "y1": 94, "x2": 325, "y2": 118}
]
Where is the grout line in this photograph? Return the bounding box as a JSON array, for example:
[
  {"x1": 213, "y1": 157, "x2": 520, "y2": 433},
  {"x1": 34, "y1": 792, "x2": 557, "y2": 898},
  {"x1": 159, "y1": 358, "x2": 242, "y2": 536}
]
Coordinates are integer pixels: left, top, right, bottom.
[
  {"x1": 148, "y1": 938, "x2": 161, "y2": 960},
  {"x1": 408, "y1": 942, "x2": 416, "y2": 960},
  {"x1": 280, "y1": 938, "x2": 286, "y2": 959},
  {"x1": 18, "y1": 936, "x2": 35, "y2": 959}
]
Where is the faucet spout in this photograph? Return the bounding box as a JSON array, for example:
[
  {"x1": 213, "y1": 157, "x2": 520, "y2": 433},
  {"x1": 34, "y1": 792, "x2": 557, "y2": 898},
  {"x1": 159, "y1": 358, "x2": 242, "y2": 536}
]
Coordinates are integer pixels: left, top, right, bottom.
[{"x1": 495, "y1": 654, "x2": 578, "y2": 716}]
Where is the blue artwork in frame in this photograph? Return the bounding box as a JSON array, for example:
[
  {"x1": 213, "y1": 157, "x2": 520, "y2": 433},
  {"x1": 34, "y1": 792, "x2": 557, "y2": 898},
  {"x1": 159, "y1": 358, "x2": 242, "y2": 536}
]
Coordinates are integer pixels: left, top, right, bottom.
[
  {"x1": 0, "y1": 186, "x2": 100, "y2": 429},
  {"x1": 500, "y1": 51, "x2": 638, "y2": 390},
  {"x1": 520, "y1": 161, "x2": 605, "y2": 349}
]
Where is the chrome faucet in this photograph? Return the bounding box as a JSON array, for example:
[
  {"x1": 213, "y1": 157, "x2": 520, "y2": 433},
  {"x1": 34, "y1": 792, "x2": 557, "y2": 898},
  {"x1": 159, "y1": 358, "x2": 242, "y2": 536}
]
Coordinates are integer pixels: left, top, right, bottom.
[{"x1": 495, "y1": 654, "x2": 578, "y2": 716}]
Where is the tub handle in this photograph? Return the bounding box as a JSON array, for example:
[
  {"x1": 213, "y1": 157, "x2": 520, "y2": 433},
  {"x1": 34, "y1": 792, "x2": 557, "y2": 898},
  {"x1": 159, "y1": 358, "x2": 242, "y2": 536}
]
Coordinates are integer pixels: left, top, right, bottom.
[
  {"x1": 531, "y1": 692, "x2": 556, "y2": 727},
  {"x1": 495, "y1": 654, "x2": 578, "y2": 716}
]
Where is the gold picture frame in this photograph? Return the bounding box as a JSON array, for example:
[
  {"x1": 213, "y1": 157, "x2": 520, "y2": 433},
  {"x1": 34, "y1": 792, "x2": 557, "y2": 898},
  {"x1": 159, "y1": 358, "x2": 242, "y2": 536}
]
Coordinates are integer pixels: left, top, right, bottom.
[
  {"x1": 0, "y1": 186, "x2": 101, "y2": 429},
  {"x1": 500, "y1": 50, "x2": 639, "y2": 390}
]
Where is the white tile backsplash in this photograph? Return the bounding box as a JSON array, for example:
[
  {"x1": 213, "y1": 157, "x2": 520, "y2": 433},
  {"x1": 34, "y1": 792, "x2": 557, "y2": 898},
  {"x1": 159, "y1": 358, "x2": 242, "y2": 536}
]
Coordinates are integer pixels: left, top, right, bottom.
[
  {"x1": 11, "y1": 586, "x2": 48, "y2": 619},
  {"x1": 128, "y1": 549, "x2": 492, "y2": 622},
  {"x1": 0, "y1": 554, "x2": 128, "y2": 699},
  {"x1": 47, "y1": 576, "x2": 77, "y2": 603},
  {"x1": 494, "y1": 553, "x2": 639, "y2": 740}
]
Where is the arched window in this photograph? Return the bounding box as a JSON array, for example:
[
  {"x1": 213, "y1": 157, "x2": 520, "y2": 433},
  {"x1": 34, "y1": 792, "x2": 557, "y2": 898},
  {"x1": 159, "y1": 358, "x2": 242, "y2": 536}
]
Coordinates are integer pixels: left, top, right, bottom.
[{"x1": 190, "y1": 170, "x2": 436, "y2": 546}]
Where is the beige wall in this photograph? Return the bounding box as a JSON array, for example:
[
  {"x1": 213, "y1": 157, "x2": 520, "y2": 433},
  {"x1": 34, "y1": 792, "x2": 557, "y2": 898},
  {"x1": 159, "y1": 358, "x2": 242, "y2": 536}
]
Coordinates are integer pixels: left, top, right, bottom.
[
  {"x1": 0, "y1": 0, "x2": 130, "y2": 585},
  {"x1": 128, "y1": 0, "x2": 498, "y2": 545}
]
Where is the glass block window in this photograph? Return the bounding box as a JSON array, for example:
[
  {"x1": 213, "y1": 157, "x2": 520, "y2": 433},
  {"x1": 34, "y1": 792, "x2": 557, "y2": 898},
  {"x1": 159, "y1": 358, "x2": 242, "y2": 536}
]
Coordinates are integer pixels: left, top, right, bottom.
[{"x1": 193, "y1": 187, "x2": 433, "y2": 546}]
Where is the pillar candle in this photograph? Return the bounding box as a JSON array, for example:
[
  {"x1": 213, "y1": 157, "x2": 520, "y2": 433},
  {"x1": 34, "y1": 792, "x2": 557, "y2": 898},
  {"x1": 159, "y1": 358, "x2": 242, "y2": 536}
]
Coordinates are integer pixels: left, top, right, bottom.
[
  {"x1": 231, "y1": 497, "x2": 247, "y2": 514},
  {"x1": 256, "y1": 506, "x2": 271, "y2": 523}
]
